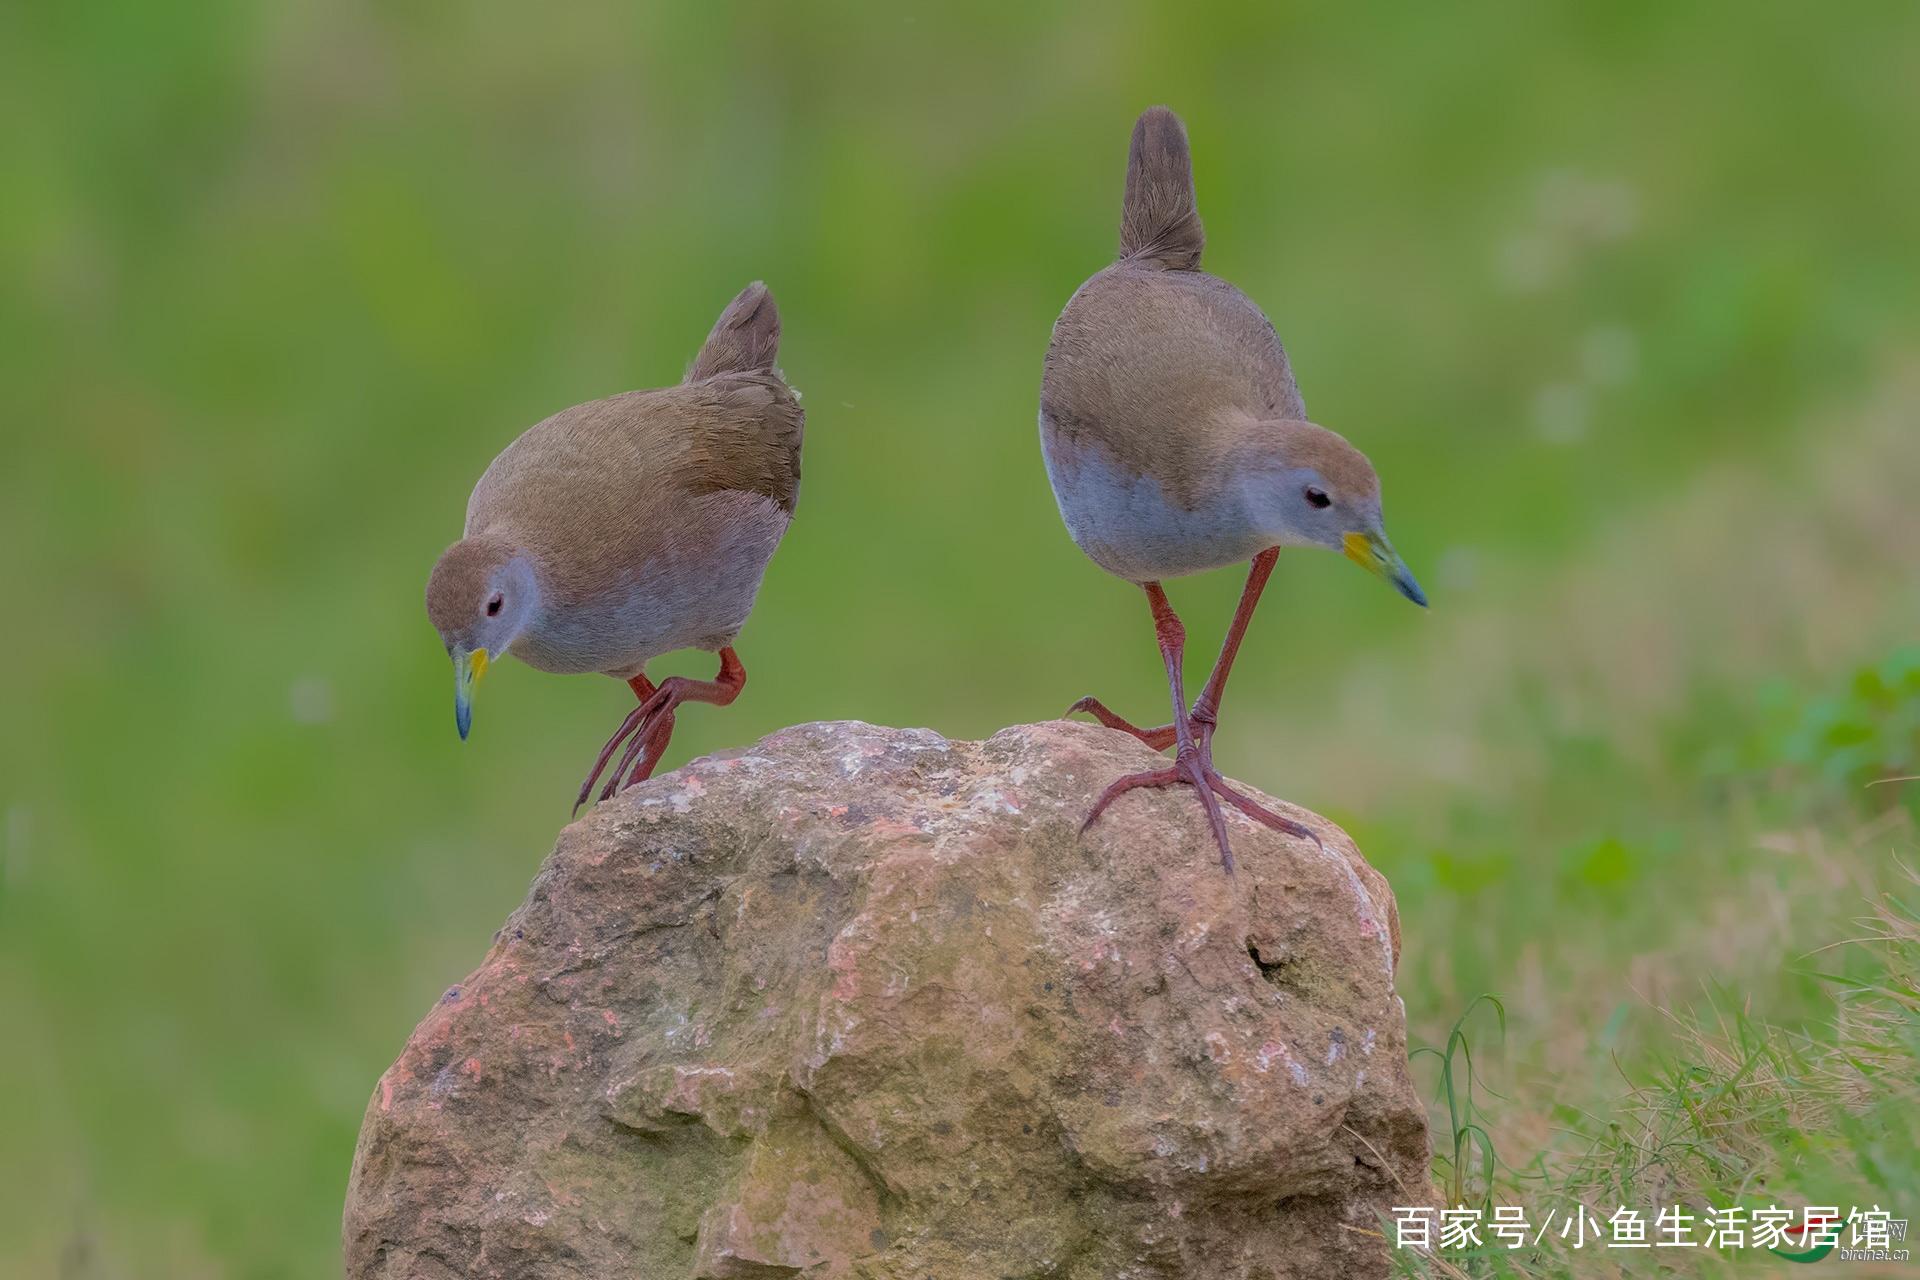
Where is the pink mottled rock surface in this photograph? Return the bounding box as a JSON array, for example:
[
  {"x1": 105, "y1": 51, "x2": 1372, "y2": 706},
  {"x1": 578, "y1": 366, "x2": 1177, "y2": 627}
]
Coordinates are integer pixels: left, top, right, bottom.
[{"x1": 343, "y1": 720, "x2": 1433, "y2": 1279}]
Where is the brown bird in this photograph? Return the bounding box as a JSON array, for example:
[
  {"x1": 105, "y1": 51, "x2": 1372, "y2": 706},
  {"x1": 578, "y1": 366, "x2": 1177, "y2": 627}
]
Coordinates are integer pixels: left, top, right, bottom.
[
  {"x1": 1040, "y1": 108, "x2": 1426, "y2": 873},
  {"x1": 425, "y1": 282, "x2": 803, "y2": 806}
]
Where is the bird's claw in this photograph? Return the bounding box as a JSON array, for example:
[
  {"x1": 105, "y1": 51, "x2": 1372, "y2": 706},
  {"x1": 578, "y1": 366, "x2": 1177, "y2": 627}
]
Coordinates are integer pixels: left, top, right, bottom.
[
  {"x1": 597, "y1": 705, "x2": 676, "y2": 803},
  {"x1": 574, "y1": 698, "x2": 679, "y2": 812},
  {"x1": 570, "y1": 650, "x2": 745, "y2": 813},
  {"x1": 1064, "y1": 695, "x2": 1179, "y2": 752},
  {"x1": 1079, "y1": 747, "x2": 1321, "y2": 874}
]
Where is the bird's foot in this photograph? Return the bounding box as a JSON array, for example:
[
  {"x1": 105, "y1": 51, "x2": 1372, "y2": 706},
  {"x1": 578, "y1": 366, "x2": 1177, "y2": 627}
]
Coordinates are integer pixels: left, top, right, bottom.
[
  {"x1": 598, "y1": 704, "x2": 678, "y2": 804},
  {"x1": 575, "y1": 704, "x2": 644, "y2": 812},
  {"x1": 570, "y1": 650, "x2": 745, "y2": 814},
  {"x1": 1079, "y1": 741, "x2": 1320, "y2": 875},
  {"x1": 573, "y1": 700, "x2": 679, "y2": 813}
]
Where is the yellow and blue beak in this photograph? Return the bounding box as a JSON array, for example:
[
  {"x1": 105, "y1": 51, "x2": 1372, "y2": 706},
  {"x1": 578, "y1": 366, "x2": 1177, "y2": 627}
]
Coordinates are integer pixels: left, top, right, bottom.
[
  {"x1": 453, "y1": 647, "x2": 490, "y2": 740},
  {"x1": 1343, "y1": 532, "x2": 1428, "y2": 608}
]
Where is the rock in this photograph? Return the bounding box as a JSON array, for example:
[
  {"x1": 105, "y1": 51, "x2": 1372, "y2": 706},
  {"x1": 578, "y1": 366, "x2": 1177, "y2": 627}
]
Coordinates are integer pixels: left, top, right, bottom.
[{"x1": 343, "y1": 720, "x2": 1433, "y2": 1279}]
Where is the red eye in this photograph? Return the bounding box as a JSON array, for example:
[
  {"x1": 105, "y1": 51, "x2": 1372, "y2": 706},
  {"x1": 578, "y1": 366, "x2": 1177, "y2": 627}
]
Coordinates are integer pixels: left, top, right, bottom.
[
  {"x1": 1304, "y1": 486, "x2": 1331, "y2": 509},
  {"x1": 485, "y1": 594, "x2": 503, "y2": 617}
]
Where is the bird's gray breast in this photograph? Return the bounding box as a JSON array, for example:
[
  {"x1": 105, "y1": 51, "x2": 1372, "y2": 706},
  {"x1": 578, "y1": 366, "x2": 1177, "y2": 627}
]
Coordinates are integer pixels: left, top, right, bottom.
[{"x1": 1040, "y1": 417, "x2": 1270, "y2": 583}]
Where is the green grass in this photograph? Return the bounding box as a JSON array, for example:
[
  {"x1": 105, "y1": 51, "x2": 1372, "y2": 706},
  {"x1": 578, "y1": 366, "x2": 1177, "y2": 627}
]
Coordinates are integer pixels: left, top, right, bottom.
[
  {"x1": 4, "y1": 2, "x2": 1920, "y2": 1275},
  {"x1": 1415, "y1": 993, "x2": 1508, "y2": 1216},
  {"x1": 1373, "y1": 415, "x2": 1920, "y2": 1274},
  {"x1": 1398, "y1": 851, "x2": 1920, "y2": 1277}
]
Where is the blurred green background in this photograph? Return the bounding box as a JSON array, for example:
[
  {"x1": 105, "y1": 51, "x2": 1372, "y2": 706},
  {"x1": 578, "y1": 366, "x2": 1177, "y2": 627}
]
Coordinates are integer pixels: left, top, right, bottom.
[{"x1": 5, "y1": 2, "x2": 1919, "y2": 1275}]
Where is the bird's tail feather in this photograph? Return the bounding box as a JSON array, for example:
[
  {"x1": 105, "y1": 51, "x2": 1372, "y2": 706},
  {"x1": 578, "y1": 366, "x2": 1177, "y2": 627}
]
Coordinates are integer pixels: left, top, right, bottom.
[
  {"x1": 687, "y1": 282, "x2": 781, "y2": 382},
  {"x1": 1119, "y1": 106, "x2": 1204, "y2": 270}
]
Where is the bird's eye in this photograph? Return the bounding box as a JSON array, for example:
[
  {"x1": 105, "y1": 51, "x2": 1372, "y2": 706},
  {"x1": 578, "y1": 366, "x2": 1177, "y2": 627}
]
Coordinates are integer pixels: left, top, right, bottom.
[
  {"x1": 485, "y1": 594, "x2": 504, "y2": 617},
  {"x1": 1304, "y1": 486, "x2": 1331, "y2": 509}
]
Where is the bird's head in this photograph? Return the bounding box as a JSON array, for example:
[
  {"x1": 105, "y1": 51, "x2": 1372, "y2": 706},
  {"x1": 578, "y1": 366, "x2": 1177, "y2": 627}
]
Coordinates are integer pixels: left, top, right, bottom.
[
  {"x1": 1239, "y1": 420, "x2": 1427, "y2": 607},
  {"x1": 425, "y1": 535, "x2": 540, "y2": 739}
]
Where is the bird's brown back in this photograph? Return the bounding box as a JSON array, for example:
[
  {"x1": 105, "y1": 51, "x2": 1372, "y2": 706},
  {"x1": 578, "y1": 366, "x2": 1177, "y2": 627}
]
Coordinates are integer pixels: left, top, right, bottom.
[
  {"x1": 1040, "y1": 264, "x2": 1306, "y2": 510},
  {"x1": 465, "y1": 373, "x2": 801, "y2": 609},
  {"x1": 461, "y1": 281, "x2": 802, "y2": 611}
]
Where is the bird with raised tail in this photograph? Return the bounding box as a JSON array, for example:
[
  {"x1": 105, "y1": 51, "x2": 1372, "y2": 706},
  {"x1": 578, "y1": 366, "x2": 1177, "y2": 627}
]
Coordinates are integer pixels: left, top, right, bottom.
[
  {"x1": 1040, "y1": 107, "x2": 1426, "y2": 874},
  {"x1": 425, "y1": 282, "x2": 803, "y2": 806}
]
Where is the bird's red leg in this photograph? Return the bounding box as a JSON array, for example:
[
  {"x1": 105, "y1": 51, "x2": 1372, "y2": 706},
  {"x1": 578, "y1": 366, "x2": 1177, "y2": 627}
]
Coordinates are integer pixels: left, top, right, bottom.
[
  {"x1": 1080, "y1": 567, "x2": 1320, "y2": 870},
  {"x1": 597, "y1": 648, "x2": 747, "y2": 801},
  {"x1": 1183, "y1": 549, "x2": 1317, "y2": 845},
  {"x1": 1081, "y1": 584, "x2": 1239, "y2": 872},
  {"x1": 1186, "y1": 547, "x2": 1279, "y2": 750},
  {"x1": 1066, "y1": 548, "x2": 1280, "y2": 756},
  {"x1": 574, "y1": 673, "x2": 660, "y2": 813}
]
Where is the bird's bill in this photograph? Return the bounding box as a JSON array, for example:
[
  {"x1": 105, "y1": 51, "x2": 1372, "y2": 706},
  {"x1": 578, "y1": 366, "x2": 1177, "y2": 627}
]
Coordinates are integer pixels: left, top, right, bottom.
[
  {"x1": 453, "y1": 647, "x2": 490, "y2": 740},
  {"x1": 1342, "y1": 531, "x2": 1428, "y2": 608}
]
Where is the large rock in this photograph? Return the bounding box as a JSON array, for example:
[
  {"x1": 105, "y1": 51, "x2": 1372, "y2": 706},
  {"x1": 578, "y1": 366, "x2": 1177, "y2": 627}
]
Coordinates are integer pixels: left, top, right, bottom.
[{"x1": 344, "y1": 720, "x2": 1432, "y2": 1279}]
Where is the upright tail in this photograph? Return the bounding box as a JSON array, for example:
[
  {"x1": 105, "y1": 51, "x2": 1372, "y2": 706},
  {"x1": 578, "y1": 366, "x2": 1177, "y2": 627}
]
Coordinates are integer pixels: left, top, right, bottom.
[
  {"x1": 1119, "y1": 106, "x2": 1204, "y2": 270},
  {"x1": 687, "y1": 282, "x2": 781, "y2": 382}
]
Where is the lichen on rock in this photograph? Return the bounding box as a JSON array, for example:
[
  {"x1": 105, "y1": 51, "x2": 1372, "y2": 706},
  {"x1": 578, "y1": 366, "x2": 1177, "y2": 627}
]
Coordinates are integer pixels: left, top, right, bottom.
[{"x1": 344, "y1": 720, "x2": 1433, "y2": 1279}]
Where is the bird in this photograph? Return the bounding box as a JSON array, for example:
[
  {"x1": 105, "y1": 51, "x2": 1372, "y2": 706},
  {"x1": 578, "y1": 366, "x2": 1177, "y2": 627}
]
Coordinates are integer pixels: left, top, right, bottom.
[
  {"x1": 1039, "y1": 107, "x2": 1426, "y2": 874},
  {"x1": 425, "y1": 282, "x2": 803, "y2": 808}
]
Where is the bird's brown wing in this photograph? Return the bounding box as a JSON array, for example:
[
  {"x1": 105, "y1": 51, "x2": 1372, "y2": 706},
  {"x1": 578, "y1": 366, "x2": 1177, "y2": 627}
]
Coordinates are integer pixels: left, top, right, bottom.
[
  {"x1": 669, "y1": 372, "x2": 804, "y2": 516},
  {"x1": 674, "y1": 281, "x2": 803, "y2": 513}
]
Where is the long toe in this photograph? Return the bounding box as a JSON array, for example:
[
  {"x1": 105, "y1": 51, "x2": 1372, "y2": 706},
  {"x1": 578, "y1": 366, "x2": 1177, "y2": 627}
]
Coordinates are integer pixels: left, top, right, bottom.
[
  {"x1": 1066, "y1": 696, "x2": 1179, "y2": 752},
  {"x1": 1079, "y1": 765, "x2": 1182, "y2": 832},
  {"x1": 620, "y1": 708, "x2": 678, "y2": 791},
  {"x1": 599, "y1": 728, "x2": 649, "y2": 802},
  {"x1": 575, "y1": 705, "x2": 649, "y2": 813},
  {"x1": 602, "y1": 697, "x2": 686, "y2": 801},
  {"x1": 1206, "y1": 773, "x2": 1325, "y2": 852},
  {"x1": 1179, "y1": 756, "x2": 1238, "y2": 875}
]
